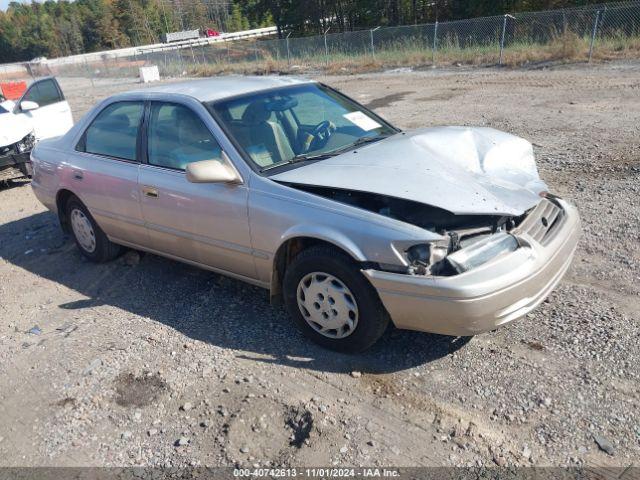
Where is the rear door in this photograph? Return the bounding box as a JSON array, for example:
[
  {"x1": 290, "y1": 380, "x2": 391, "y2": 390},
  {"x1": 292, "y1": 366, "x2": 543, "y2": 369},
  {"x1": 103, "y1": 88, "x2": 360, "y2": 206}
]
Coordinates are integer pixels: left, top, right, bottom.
[
  {"x1": 15, "y1": 77, "x2": 73, "y2": 140},
  {"x1": 69, "y1": 100, "x2": 148, "y2": 246},
  {"x1": 138, "y1": 100, "x2": 256, "y2": 279}
]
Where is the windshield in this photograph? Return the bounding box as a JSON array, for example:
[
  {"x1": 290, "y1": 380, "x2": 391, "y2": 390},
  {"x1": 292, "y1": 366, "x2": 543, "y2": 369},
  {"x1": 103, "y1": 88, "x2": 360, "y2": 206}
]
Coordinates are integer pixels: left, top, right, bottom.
[{"x1": 208, "y1": 83, "x2": 397, "y2": 171}]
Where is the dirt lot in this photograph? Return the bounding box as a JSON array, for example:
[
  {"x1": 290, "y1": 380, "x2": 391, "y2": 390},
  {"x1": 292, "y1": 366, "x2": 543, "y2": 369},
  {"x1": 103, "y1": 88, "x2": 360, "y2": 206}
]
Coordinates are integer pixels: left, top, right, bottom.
[{"x1": 0, "y1": 61, "x2": 639, "y2": 469}]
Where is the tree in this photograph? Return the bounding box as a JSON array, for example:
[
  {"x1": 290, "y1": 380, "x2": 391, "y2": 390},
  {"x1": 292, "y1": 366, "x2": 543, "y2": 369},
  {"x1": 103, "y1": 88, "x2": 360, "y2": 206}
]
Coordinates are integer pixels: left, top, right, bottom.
[{"x1": 0, "y1": 0, "x2": 623, "y2": 62}]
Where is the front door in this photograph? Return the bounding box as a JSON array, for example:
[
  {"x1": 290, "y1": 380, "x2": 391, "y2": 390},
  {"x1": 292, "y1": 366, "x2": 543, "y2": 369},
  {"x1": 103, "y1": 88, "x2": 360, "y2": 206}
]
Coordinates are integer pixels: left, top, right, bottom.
[
  {"x1": 138, "y1": 101, "x2": 256, "y2": 280},
  {"x1": 15, "y1": 78, "x2": 73, "y2": 140}
]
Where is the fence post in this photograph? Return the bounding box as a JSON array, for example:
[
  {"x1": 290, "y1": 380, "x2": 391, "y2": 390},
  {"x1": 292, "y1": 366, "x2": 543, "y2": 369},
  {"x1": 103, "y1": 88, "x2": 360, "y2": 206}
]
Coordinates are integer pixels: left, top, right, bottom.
[
  {"x1": 588, "y1": 10, "x2": 602, "y2": 63},
  {"x1": 499, "y1": 14, "x2": 515, "y2": 66},
  {"x1": 84, "y1": 57, "x2": 94, "y2": 89},
  {"x1": 178, "y1": 47, "x2": 185, "y2": 75},
  {"x1": 370, "y1": 27, "x2": 380, "y2": 58},
  {"x1": 432, "y1": 21, "x2": 438, "y2": 65},
  {"x1": 286, "y1": 32, "x2": 292, "y2": 65},
  {"x1": 324, "y1": 27, "x2": 330, "y2": 65}
]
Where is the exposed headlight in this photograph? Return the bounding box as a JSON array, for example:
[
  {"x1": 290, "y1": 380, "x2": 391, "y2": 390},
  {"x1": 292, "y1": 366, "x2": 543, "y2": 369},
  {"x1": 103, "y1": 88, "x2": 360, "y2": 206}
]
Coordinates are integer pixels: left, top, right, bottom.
[
  {"x1": 15, "y1": 132, "x2": 35, "y2": 153},
  {"x1": 446, "y1": 233, "x2": 519, "y2": 274},
  {"x1": 406, "y1": 240, "x2": 450, "y2": 274}
]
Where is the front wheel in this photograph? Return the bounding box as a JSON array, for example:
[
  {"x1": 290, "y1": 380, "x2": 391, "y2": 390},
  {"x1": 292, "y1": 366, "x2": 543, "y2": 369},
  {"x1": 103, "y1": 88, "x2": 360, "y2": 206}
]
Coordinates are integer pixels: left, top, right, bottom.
[
  {"x1": 66, "y1": 196, "x2": 122, "y2": 262},
  {"x1": 283, "y1": 246, "x2": 389, "y2": 353}
]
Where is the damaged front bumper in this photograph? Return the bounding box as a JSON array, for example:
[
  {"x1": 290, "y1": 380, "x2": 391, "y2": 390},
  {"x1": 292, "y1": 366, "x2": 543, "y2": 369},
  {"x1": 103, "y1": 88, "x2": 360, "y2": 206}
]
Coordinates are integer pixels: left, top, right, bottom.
[
  {"x1": 363, "y1": 198, "x2": 581, "y2": 336},
  {"x1": 0, "y1": 151, "x2": 31, "y2": 181}
]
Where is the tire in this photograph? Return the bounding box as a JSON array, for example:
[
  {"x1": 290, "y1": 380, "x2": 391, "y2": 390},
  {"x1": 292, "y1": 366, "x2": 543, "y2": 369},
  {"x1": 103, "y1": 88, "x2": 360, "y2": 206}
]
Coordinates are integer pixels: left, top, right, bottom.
[
  {"x1": 65, "y1": 195, "x2": 122, "y2": 262},
  {"x1": 283, "y1": 245, "x2": 390, "y2": 353}
]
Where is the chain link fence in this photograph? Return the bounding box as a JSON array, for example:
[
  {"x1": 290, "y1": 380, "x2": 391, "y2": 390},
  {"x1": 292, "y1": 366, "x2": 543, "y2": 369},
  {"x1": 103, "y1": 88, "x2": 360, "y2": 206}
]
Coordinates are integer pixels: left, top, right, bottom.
[{"x1": 2, "y1": 1, "x2": 640, "y2": 92}]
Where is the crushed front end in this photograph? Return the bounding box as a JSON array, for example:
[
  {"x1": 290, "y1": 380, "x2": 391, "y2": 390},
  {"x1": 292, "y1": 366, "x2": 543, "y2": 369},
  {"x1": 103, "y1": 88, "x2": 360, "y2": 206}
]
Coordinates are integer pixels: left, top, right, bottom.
[
  {"x1": 0, "y1": 132, "x2": 35, "y2": 182},
  {"x1": 364, "y1": 196, "x2": 581, "y2": 336}
]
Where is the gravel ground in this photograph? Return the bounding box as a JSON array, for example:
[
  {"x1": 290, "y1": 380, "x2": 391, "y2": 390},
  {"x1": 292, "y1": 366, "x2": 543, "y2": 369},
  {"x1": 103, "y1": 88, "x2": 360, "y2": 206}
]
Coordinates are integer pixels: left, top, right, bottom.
[{"x1": 0, "y1": 61, "x2": 638, "y2": 468}]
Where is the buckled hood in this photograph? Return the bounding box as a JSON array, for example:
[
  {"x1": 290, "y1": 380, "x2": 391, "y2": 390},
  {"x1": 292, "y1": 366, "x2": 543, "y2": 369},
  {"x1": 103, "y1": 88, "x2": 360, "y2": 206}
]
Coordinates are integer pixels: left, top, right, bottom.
[{"x1": 272, "y1": 126, "x2": 547, "y2": 217}]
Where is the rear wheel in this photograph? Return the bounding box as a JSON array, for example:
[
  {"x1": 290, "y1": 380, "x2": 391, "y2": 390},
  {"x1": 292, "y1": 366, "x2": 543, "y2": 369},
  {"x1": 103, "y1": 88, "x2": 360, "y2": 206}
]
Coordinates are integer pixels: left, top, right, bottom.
[
  {"x1": 283, "y1": 245, "x2": 389, "y2": 352},
  {"x1": 66, "y1": 196, "x2": 122, "y2": 262}
]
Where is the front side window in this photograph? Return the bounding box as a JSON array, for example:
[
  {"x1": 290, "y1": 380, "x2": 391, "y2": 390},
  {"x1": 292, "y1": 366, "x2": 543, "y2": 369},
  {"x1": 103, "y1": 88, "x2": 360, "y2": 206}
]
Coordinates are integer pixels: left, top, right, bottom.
[
  {"x1": 209, "y1": 83, "x2": 397, "y2": 171},
  {"x1": 22, "y1": 79, "x2": 62, "y2": 107},
  {"x1": 147, "y1": 102, "x2": 222, "y2": 171},
  {"x1": 82, "y1": 102, "x2": 144, "y2": 161}
]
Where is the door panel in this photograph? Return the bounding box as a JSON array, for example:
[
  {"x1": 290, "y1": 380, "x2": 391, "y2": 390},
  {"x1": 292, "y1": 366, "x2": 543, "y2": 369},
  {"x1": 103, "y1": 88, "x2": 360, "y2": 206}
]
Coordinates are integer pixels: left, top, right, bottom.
[
  {"x1": 138, "y1": 165, "x2": 256, "y2": 278},
  {"x1": 64, "y1": 153, "x2": 147, "y2": 245},
  {"x1": 139, "y1": 101, "x2": 255, "y2": 278},
  {"x1": 20, "y1": 101, "x2": 73, "y2": 140},
  {"x1": 15, "y1": 78, "x2": 73, "y2": 140},
  {"x1": 68, "y1": 100, "x2": 147, "y2": 245}
]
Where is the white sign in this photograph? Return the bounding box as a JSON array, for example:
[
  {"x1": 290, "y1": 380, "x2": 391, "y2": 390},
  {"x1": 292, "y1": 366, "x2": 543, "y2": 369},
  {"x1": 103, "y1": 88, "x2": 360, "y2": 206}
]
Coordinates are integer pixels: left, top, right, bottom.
[
  {"x1": 343, "y1": 111, "x2": 382, "y2": 131},
  {"x1": 139, "y1": 65, "x2": 160, "y2": 83}
]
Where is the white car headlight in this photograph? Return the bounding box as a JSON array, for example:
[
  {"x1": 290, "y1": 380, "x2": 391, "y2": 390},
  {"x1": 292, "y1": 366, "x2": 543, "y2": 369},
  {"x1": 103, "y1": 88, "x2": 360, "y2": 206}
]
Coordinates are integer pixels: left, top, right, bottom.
[{"x1": 16, "y1": 132, "x2": 35, "y2": 153}]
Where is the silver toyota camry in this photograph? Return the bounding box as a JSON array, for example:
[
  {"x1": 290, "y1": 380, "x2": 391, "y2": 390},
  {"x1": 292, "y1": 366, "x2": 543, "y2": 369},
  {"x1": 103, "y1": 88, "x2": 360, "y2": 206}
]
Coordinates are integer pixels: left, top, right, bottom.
[{"x1": 30, "y1": 76, "x2": 581, "y2": 352}]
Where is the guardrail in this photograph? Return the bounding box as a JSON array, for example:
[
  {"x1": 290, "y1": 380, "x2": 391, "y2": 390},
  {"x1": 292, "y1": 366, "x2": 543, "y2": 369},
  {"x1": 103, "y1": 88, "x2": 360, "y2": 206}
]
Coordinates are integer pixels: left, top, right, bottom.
[
  {"x1": 5, "y1": 26, "x2": 279, "y2": 72},
  {"x1": 137, "y1": 27, "x2": 278, "y2": 55}
]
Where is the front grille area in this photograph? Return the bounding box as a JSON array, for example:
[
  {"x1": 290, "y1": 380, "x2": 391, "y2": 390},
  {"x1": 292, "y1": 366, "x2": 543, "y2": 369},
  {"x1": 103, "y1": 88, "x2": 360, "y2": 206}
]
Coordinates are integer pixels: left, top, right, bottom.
[{"x1": 515, "y1": 198, "x2": 564, "y2": 246}]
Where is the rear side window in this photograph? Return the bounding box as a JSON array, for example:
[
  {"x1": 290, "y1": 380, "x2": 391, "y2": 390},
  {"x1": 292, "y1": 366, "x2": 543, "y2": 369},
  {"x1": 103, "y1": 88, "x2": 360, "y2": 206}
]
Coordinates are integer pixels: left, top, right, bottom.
[
  {"x1": 80, "y1": 102, "x2": 144, "y2": 161},
  {"x1": 23, "y1": 79, "x2": 62, "y2": 107}
]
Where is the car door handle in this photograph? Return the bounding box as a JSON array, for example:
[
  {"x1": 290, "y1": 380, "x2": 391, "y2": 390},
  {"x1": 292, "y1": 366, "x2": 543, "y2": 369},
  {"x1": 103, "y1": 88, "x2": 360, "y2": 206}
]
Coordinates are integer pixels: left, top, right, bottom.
[
  {"x1": 142, "y1": 186, "x2": 159, "y2": 198},
  {"x1": 72, "y1": 170, "x2": 83, "y2": 180}
]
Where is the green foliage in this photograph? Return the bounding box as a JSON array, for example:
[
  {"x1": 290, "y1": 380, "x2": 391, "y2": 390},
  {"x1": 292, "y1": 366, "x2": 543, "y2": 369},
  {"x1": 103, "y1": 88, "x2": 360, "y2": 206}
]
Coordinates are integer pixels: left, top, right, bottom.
[
  {"x1": 0, "y1": 0, "x2": 623, "y2": 62},
  {"x1": 0, "y1": 0, "x2": 254, "y2": 62},
  {"x1": 239, "y1": 0, "x2": 625, "y2": 35},
  {"x1": 229, "y1": 3, "x2": 250, "y2": 31}
]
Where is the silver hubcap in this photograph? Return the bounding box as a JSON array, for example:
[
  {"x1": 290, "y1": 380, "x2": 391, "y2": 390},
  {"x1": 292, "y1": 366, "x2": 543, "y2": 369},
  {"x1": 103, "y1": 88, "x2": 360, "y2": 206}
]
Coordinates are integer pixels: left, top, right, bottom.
[
  {"x1": 70, "y1": 208, "x2": 96, "y2": 253},
  {"x1": 296, "y1": 272, "x2": 359, "y2": 339}
]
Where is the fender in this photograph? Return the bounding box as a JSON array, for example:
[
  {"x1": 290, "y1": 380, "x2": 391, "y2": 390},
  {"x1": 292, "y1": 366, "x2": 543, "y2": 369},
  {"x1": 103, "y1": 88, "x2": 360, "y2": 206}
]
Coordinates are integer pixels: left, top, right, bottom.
[{"x1": 278, "y1": 223, "x2": 368, "y2": 262}]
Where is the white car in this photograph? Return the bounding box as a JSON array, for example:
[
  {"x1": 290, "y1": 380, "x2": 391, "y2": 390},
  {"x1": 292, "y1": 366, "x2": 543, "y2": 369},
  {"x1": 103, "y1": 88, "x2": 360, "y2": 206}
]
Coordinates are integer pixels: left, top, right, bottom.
[{"x1": 0, "y1": 77, "x2": 73, "y2": 182}]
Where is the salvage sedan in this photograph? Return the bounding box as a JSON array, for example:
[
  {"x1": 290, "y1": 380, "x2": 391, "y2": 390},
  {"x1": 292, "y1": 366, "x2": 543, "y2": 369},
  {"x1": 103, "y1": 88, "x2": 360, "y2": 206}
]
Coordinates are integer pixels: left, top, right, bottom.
[{"x1": 30, "y1": 77, "x2": 581, "y2": 352}]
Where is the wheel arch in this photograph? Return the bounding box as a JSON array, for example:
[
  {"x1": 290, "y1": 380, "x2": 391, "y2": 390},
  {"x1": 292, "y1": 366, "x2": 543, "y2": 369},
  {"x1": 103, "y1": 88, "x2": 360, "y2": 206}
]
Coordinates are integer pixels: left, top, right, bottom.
[
  {"x1": 55, "y1": 188, "x2": 77, "y2": 233},
  {"x1": 269, "y1": 232, "x2": 366, "y2": 304}
]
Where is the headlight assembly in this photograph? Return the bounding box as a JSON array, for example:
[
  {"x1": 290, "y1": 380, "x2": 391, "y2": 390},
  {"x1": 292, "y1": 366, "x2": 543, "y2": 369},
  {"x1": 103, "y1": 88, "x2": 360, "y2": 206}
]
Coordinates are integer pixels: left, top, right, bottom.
[
  {"x1": 406, "y1": 239, "x2": 450, "y2": 274},
  {"x1": 15, "y1": 132, "x2": 35, "y2": 153},
  {"x1": 446, "y1": 233, "x2": 519, "y2": 274}
]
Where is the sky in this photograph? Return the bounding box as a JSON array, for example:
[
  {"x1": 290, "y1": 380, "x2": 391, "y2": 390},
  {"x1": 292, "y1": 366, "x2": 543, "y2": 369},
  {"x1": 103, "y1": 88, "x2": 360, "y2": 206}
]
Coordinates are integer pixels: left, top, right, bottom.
[{"x1": 1, "y1": 0, "x2": 17, "y2": 11}]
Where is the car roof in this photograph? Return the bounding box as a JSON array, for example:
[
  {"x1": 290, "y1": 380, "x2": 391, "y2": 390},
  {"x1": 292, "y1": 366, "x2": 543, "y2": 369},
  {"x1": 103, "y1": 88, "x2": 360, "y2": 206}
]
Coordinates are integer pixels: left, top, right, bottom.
[{"x1": 131, "y1": 76, "x2": 315, "y2": 103}]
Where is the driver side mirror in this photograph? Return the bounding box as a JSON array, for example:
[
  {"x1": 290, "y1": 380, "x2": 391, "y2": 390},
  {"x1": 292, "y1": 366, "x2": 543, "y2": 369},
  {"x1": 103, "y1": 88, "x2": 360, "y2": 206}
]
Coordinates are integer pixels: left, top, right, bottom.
[
  {"x1": 20, "y1": 100, "x2": 39, "y2": 112},
  {"x1": 186, "y1": 152, "x2": 242, "y2": 184}
]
